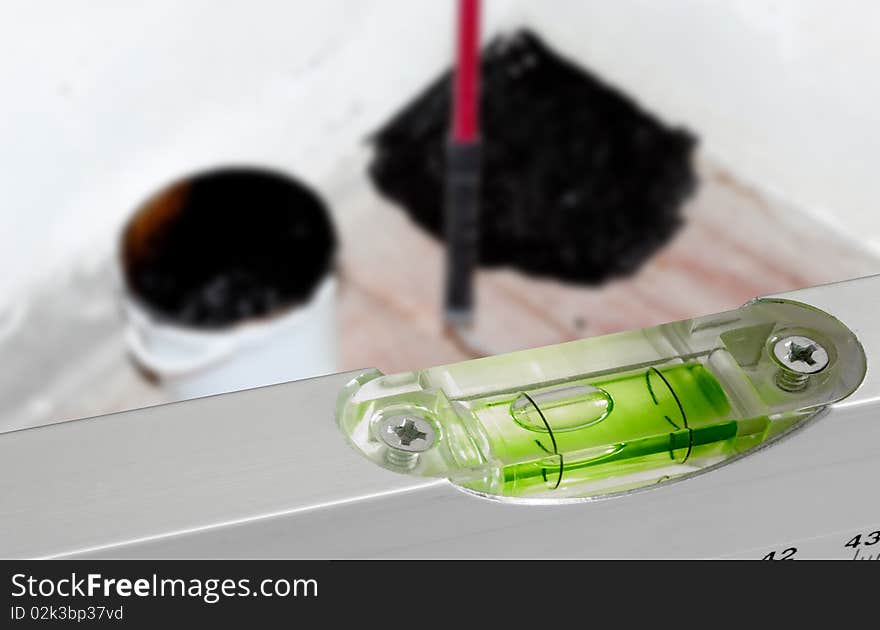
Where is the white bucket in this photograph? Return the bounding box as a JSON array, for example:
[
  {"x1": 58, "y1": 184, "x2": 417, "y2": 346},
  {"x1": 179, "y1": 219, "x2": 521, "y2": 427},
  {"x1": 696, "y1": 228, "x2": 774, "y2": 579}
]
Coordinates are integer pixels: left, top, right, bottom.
[
  {"x1": 122, "y1": 276, "x2": 337, "y2": 400},
  {"x1": 118, "y1": 167, "x2": 338, "y2": 400}
]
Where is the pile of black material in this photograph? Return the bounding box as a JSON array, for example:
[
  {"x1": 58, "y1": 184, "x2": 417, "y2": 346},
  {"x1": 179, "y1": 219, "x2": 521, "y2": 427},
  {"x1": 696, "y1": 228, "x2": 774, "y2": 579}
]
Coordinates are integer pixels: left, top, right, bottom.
[
  {"x1": 369, "y1": 29, "x2": 697, "y2": 284},
  {"x1": 123, "y1": 169, "x2": 336, "y2": 328}
]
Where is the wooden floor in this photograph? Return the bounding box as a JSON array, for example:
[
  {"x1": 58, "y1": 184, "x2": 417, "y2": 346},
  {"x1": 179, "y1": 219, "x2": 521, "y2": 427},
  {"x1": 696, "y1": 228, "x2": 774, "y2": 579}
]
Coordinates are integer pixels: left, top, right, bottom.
[{"x1": 335, "y1": 156, "x2": 880, "y2": 375}]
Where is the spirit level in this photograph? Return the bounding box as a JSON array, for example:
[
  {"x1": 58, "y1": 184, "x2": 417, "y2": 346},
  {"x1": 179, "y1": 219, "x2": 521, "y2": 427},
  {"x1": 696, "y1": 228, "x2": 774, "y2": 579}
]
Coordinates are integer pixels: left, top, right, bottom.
[
  {"x1": 1, "y1": 275, "x2": 879, "y2": 558},
  {"x1": 338, "y1": 296, "x2": 865, "y2": 502}
]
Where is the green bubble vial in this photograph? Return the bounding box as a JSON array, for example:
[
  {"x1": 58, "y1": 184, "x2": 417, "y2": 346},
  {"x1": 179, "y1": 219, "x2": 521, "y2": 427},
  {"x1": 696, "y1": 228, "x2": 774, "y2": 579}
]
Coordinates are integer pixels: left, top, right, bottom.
[{"x1": 337, "y1": 299, "x2": 865, "y2": 503}]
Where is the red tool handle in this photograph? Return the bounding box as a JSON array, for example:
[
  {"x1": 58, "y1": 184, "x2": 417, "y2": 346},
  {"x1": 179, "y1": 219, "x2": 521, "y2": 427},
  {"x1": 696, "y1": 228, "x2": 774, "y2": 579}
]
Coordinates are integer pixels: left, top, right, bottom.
[{"x1": 452, "y1": 0, "x2": 480, "y2": 143}]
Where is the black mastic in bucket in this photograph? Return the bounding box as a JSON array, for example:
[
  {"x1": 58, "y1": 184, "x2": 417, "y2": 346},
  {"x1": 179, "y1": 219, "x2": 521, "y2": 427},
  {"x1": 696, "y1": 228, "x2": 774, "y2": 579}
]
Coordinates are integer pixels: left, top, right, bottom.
[{"x1": 122, "y1": 168, "x2": 337, "y2": 328}]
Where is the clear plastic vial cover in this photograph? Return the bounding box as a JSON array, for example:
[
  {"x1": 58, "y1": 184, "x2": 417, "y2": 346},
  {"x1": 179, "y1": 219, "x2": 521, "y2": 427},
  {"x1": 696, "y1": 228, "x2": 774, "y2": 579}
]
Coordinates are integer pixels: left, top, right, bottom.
[{"x1": 336, "y1": 299, "x2": 866, "y2": 503}]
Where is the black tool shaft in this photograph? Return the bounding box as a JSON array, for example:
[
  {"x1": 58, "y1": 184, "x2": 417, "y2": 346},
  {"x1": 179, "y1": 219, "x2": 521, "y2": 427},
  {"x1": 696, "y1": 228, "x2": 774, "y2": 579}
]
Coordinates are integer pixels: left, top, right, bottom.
[{"x1": 444, "y1": 140, "x2": 481, "y2": 325}]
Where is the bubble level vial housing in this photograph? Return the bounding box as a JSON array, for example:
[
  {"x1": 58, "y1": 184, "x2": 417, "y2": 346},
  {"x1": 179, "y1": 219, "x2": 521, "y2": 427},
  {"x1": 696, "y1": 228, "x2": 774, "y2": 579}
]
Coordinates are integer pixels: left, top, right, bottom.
[{"x1": 337, "y1": 299, "x2": 866, "y2": 503}]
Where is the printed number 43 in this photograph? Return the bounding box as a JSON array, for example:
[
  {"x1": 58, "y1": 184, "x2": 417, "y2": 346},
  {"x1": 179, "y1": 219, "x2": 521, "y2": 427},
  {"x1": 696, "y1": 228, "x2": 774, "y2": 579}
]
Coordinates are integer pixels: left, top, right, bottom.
[
  {"x1": 845, "y1": 530, "x2": 880, "y2": 549},
  {"x1": 762, "y1": 547, "x2": 797, "y2": 560}
]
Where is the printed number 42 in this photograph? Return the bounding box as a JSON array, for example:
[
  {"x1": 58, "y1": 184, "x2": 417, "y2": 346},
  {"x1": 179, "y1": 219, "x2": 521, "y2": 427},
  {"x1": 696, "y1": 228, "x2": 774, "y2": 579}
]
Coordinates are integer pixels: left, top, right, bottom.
[
  {"x1": 762, "y1": 547, "x2": 797, "y2": 560},
  {"x1": 845, "y1": 530, "x2": 880, "y2": 549}
]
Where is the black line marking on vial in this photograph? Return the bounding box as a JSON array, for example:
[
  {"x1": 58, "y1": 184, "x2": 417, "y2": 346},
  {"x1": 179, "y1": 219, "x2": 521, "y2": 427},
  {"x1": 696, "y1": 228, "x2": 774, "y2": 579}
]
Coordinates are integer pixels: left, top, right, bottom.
[
  {"x1": 535, "y1": 440, "x2": 551, "y2": 482},
  {"x1": 665, "y1": 429, "x2": 694, "y2": 462},
  {"x1": 522, "y1": 391, "x2": 563, "y2": 489},
  {"x1": 534, "y1": 440, "x2": 556, "y2": 484},
  {"x1": 646, "y1": 370, "x2": 660, "y2": 403},
  {"x1": 649, "y1": 367, "x2": 693, "y2": 463},
  {"x1": 646, "y1": 368, "x2": 681, "y2": 430}
]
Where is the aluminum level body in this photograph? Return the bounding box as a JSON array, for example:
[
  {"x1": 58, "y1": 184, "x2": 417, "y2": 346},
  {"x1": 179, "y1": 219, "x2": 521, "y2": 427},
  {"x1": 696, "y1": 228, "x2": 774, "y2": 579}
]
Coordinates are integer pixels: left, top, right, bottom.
[{"x1": 2, "y1": 276, "x2": 879, "y2": 558}]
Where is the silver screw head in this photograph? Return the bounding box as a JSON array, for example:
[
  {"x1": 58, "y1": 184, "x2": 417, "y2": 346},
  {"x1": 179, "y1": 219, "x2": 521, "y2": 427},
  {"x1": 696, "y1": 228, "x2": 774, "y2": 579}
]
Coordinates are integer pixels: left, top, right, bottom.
[
  {"x1": 376, "y1": 414, "x2": 435, "y2": 452},
  {"x1": 772, "y1": 335, "x2": 829, "y2": 374}
]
